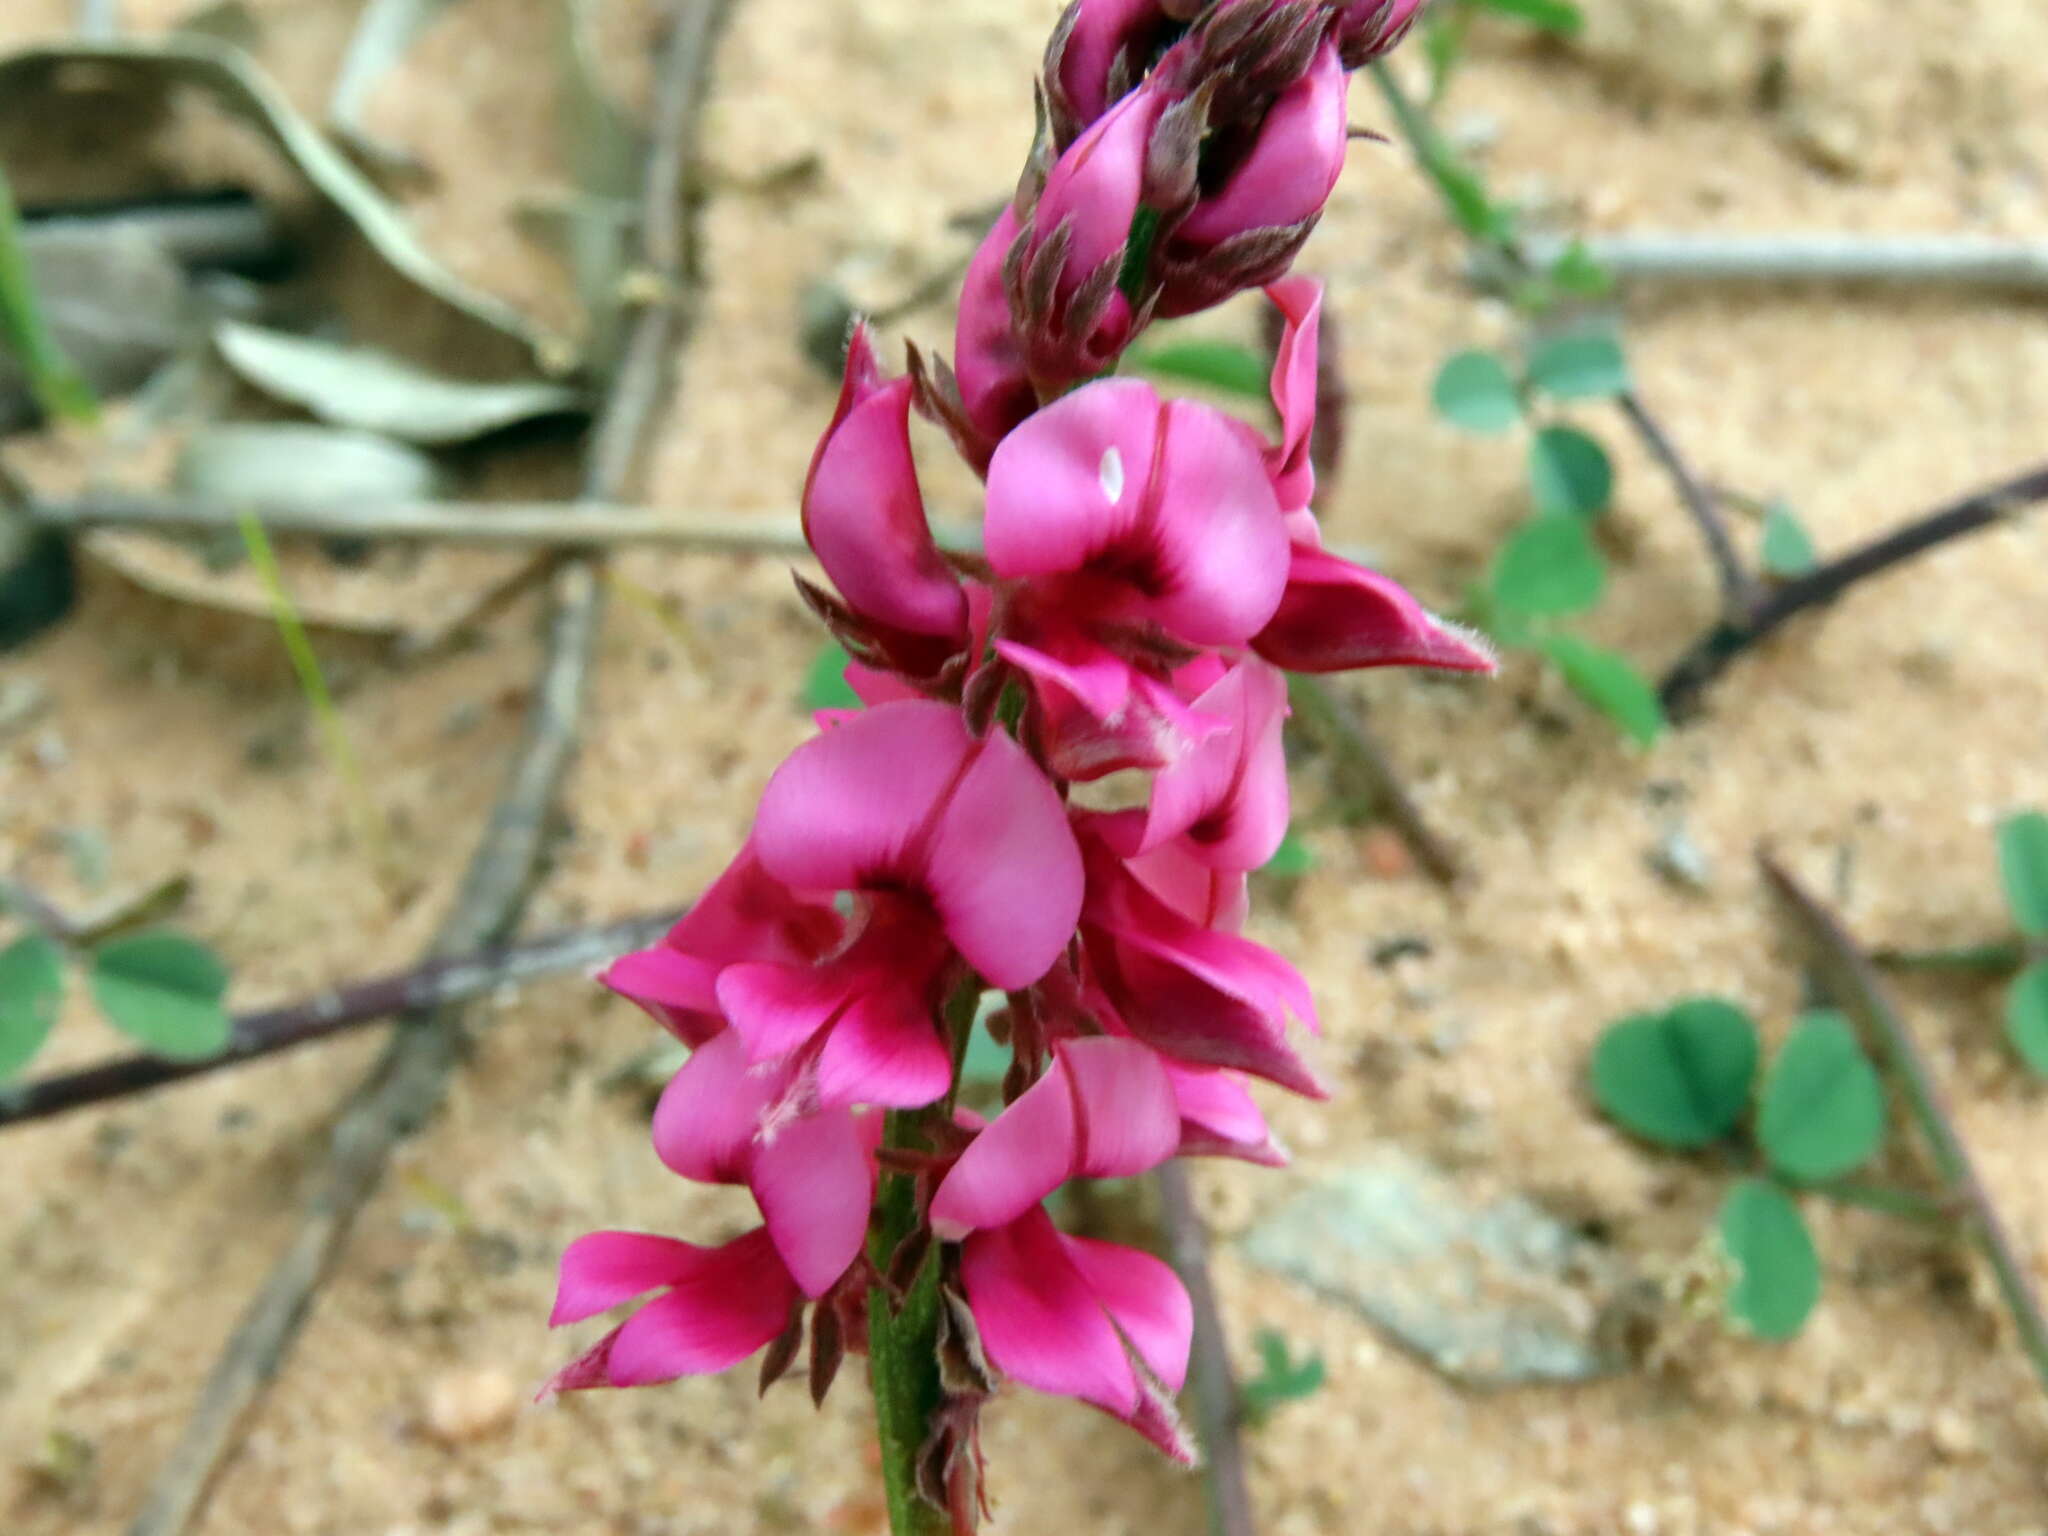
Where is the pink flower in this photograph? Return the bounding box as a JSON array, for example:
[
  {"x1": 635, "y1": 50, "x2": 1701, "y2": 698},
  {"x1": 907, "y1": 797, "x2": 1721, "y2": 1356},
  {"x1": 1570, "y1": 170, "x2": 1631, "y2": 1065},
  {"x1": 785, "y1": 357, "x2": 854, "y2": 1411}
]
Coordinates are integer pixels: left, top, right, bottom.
[
  {"x1": 1154, "y1": 42, "x2": 1349, "y2": 316},
  {"x1": 992, "y1": 629, "x2": 1226, "y2": 781},
  {"x1": 650, "y1": 1031, "x2": 877, "y2": 1296},
  {"x1": 752, "y1": 701, "x2": 1084, "y2": 991},
  {"x1": 1337, "y1": 0, "x2": 1429, "y2": 67},
  {"x1": 803, "y1": 323, "x2": 968, "y2": 675},
  {"x1": 1090, "y1": 656, "x2": 1290, "y2": 871},
  {"x1": 984, "y1": 377, "x2": 1289, "y2": 647},
  {"x1": 929, "y1": 1037, "x2": 1180, "y2": 1239},
  {"x1": 1078, "y1": 833, "x2": 1325, "y2": 1095},
  {"x1": 544, "y1": 1227, "x2": 800, "y2": 1393},
  {"x1": 959, "y1": 1205, "x2": 1194, "y2": 1460},
  {"x1": 599, "y1": 840, "x2": 841, "y2": 1047}
]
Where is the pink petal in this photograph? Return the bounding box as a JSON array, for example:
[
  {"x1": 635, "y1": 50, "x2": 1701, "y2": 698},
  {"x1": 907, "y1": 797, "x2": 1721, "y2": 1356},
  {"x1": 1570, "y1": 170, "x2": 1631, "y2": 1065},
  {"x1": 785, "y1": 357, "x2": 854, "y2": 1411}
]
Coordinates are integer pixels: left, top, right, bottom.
[
  {"x1": 716, "y1": 960, "x2": 849, "y2": 1065},
  {"x1": 1263, "y1": 276, "x2": 1322, "y2": 513},
  {"x1": 983, "y1": 377, "x2": 1160, "y2": 582},
  {"x1": 667, "y1": 838, "x2": 844, "y2": 970},
  {"x1": 1142, "y1": 399, "x2": 1292, "y2": 644},
  {"x1": 1100, "y1": 658, "x2": 1290, "y2": 871},
  {"x1": 598, "y1": 944, "x2": 725, "y2": 1047},
  {"x1": 606, "y1": 1229, "x2": 798, "y2": 1386},
  {"x1": 813, "y1": 979, "x2": 954, "y2": 1110},
  {"x1": 1000, "y1": 636, "x2": 1226, "y2": 781},
  {"x1": 1168, "y1": 1064, "x2": 1287, "y2": 1166},
  {"x1": 1124, "y1": 839, "x2": 1250, "y2": 931},
  {"x1": 1175, "y1": 43, "x2": 1348, "y2": 247},
  {"x1": 754, "y1": 701, "x2": 974, "y2": 896},
  {"x1": 650, "y1": 1029, "x2": 782, "y2": 1184},
  {"x1": 1051, "y1": 0, "x2": 1175, "y2": 130},
  {"x1": 930, "y1": 1057, "x2": 1079, "y2": 1241},
  {"x1": 960, "y1": 1208, "x2": 1138, "y2": 1416},
  {"x1": 751, "y1": 1108, "x2": 873, "y2": 1296},
  {"x1": 1060, "y1": 1036, "x2": 1181, "y2": 1179},
  {"x1": 924, "y1": 726, "x2": 1084, "y2": 989},
  {"x1": 549, "y1": 1231, "x2": 696, "y2": 1326},
  {"x1": 931, "y1": 1038, "x2": 1177, "y2": 1239},
  {"x1": 1062, "y1": 1232, "x2": 1192, "y2": 1392},
  {"x1": 1253, "y1": 544, "x2": 1498, "y2": 675},
  {"x1": 845, "y1": 660, "x2": 923, "y2": 707},
  {"x1": 538, "y1": 1326, "x2": 622, "y2": 1397},
  {"x1": 984, "y1": 382, "x2": 1290, "y2": 646},
  {"x1": 803, "y1": 324, "x2": 966, "y2": 642}
]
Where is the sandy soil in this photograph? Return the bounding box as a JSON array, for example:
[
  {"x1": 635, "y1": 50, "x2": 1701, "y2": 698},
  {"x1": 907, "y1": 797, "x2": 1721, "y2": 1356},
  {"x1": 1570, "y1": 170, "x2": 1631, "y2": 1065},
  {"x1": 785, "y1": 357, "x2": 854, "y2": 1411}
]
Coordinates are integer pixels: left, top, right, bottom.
[{"x1": 3, "y1": 1, "x2": 2047, "y2": 1533}]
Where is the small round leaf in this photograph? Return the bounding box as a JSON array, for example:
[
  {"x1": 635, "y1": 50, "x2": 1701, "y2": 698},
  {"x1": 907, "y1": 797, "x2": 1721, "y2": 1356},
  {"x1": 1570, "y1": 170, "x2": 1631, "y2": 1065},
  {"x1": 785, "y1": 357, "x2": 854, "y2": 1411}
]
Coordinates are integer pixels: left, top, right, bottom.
[
  {"x1": 1756, "y1": 1011, "x2": 1886, "y2": 1182},
  {"x1": 1758, "y1": 503, "x2": 1817, "y2": 576},
  {"x1": 1525, "y1": 330, "x2": 1629, "y2": 400},
  {"x1": 0, "y1": 933, "x2": 65, "y2": 1078},
  {"x1": 1431, "y1": 350, "x2": 1521, "y2": 434},
  {"x1": 1719, "y1": 1178, "x2": 1820, "y2": 1341},
  {"x1": 88, "y1": 932, "x2": 231, "y2": 1060},
  {"x1": 1996, "y1": 811, "x2": 2048, "y2": 938},
  {"x1": 1489, "y1": 516, "x2": 1606, "y2": 618},
  {"x1": 2007, "y1": 960, "x2": 2048, "y2": 1077},
  {"x1": 1590, "y1": 998, "x2": 1758, "y2": 1148},
  {"x1": 1528, "y1": 425, "x2": 1613, "y2": 518}
]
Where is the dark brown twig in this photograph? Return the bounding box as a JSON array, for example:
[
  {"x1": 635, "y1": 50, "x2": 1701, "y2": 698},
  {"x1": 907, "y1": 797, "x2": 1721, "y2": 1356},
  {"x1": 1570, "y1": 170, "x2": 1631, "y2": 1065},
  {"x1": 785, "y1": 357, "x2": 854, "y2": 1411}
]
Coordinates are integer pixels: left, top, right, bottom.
[
  {"x1": 1157, "y1": 1160, "x2": 1258, "y2": 1536},
  {"x1": 1616, "y1": 389, "x2": 1758, "y2": 619},
  {"x1": 1760, "y1": 853, "x2": 2048, "y2": 1399},
  {"x1": 0, "y1": 909, "x2": 678, "y2": 1131},
  {"x1": 1286, "y1": 675, "x2": 1462, "y2": 887},
  {"x1": 122, "y1": 8, "x2": 736, "y2": 1533},
  {"x1": 1659, "y1": 461, "x2": 2048, "y2": 717}
]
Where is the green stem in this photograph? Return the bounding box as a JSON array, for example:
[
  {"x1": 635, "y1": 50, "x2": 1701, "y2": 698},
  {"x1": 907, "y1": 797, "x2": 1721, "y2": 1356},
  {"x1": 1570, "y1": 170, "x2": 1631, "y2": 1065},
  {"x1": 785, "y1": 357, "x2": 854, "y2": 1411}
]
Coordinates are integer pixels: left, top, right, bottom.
[
  {"x1": 867, "y1": 1110, "x2": 948, "y2": 1536},
  {"x1": 1872, "y1": 939, "x2": 2033, "y2": 977},
  {"x1": 1815, "y1": 1179, "x2": 1954, "y2": 1226}
]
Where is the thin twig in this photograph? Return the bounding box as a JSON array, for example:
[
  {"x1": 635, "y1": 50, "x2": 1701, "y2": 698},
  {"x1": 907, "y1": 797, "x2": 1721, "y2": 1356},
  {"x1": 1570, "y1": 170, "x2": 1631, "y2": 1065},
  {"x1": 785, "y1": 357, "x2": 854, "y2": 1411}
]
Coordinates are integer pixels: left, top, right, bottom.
[
  {"x1": 122, "y1": 7, "x2": 736, "y2": 1534},
  {"x1": 1514, "y1": 232, "x2": 2048, "y2": 295},
  {"x1": 1760, "y1": 852, "x2": 2048, "y2": 1400},
  {"x1": 1286, "y1": 674, "x2": 1462, "y2": 887},
  {"x1": 1658, "y1": 460, "x2": 2048, "y2": 717},
  {"x1": 1366, "y1": 63, "x2": 1757, "y2": 653},
  {"x1": 30, "y1": 492, "x2": 978, "y2": 560},
  {"x1": 1157, "y1": 1160, "x2": 1258, "y2": 1536},
  {"x1": 0, "y1": 909, "x2": 678, "y2": 1131},
  {"x1": 1615, "y1": 390, "x2": 1758, "y2": 619}
]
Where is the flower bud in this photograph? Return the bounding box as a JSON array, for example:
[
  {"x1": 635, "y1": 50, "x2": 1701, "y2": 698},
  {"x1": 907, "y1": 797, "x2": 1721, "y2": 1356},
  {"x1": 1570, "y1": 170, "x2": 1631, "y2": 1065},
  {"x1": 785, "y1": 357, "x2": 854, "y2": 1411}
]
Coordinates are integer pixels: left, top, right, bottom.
[
  {"x1": 1043, "y1": 0, "x2": 1179, "y2": 146},
  {"x1": 1335, "y1": 0, "x2": 1428, "y2": 67},
  {"x1": 1152, "y1": 39, "x2": 1348, "y2": 317},
  {"x1": 1006, "y1": 85, "x2": 1165, "y2": 390}
]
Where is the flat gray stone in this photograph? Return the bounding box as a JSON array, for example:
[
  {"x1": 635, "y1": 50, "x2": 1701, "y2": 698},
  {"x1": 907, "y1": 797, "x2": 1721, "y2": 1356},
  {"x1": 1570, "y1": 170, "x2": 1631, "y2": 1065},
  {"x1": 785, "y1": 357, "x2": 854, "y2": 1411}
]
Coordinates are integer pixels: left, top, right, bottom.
[{"x1": 1241, "y1": 1145, "x2": 1635, "y2": 1387}]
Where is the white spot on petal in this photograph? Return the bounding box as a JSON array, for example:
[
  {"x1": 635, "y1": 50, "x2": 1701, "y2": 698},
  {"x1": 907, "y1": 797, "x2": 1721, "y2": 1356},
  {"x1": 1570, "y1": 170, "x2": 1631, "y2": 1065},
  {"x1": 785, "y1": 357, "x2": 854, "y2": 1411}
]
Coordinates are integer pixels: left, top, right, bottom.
[{"x1": 1098, "y1": 446, "x2": 1125, "y2": 504}]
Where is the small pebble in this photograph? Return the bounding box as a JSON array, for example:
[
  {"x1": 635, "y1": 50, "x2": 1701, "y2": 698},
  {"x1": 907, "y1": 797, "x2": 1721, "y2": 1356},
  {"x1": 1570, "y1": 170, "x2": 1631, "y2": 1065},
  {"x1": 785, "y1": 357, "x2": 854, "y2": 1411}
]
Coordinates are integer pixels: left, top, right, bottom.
[
  {"x1": 1361, "y1": 826, "x2": 1414, "y2": 880},
  {"x1": 422, "y1": 1367, "x2": 520, "y2": 1445}
]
